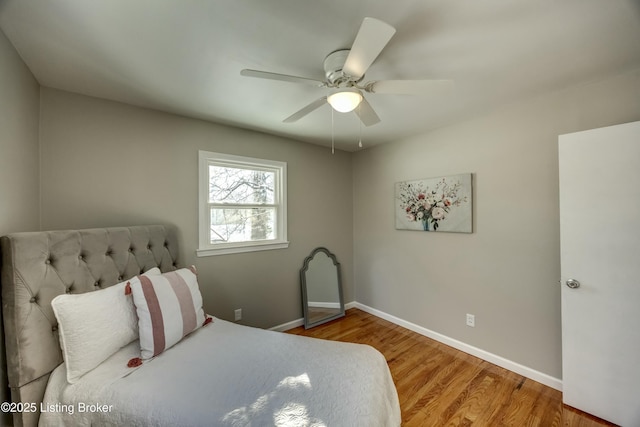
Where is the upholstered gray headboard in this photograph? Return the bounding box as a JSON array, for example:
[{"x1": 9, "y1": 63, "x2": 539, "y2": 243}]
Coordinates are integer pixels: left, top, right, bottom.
[{"x1": 0, "y1": 225, "x2": 179, "y2": 427}]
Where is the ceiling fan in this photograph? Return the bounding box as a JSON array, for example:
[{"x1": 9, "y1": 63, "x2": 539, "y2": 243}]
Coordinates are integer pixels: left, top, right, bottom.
[{"x1": 240, "y1": 17, "x2": 454, "y2": 126}]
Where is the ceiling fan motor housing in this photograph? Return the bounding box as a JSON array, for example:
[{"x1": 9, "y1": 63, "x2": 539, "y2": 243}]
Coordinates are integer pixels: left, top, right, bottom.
[{"x1": 324, "y1": 49, "x2": 359, "y2": 86}]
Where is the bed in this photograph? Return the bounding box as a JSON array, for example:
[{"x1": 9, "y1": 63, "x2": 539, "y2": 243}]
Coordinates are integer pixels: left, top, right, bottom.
[{"x1": 0, "y1": 225, "x2": 400, "y2": 426}]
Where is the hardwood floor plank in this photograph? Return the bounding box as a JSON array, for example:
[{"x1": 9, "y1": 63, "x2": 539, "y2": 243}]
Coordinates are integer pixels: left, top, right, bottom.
[
  {"x1": 529, "y1": 381, "x2": 563, "y2": 427},
  {"x1": 498, "y1": 378, "x2": 546, "y2": 426},
  {"x1": 443, "y1": 367, "x2": 497, "y2": 425},
  {"x1": 563, "y1": 406, "x2": 618, "y2": 426},
  {"x1": 287, "y1": 308, "x2": 616, "y2": 427},
  {"x1": 417, "y1": 356, "x2": 485, "y2": 425}
]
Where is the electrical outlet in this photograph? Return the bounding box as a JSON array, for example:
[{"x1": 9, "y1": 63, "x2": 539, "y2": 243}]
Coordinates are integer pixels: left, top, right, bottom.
[
  {"x1": 466, "y1": 313, "x2": 475, "y2": 327},
  {"x1": 234, "y1": 308, "x2": 242, "y2": 321}
]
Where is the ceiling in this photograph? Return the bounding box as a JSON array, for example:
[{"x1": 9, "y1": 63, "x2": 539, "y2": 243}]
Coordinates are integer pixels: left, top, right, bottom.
[{"x1": 1, "y1": 0, "x2": 639, "y2": 151}]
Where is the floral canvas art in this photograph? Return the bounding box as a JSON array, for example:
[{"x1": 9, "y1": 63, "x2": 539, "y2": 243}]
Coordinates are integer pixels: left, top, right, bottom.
[{"x1": 395, "y1": 174, "x2": 472, "y2": 233}]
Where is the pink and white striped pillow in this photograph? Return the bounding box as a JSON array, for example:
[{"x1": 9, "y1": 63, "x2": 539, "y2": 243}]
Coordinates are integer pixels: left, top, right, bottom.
[{"x1": 129, "y1": 266, "x2": 206, "y2": 359}]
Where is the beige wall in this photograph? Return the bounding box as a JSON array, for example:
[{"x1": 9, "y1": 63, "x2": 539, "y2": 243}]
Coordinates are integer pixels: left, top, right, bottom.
[
  {"x1": 0, "y1": 30, "x2": 40, "y2": 235},
  {"x1": 0, "y1": 29, "x2": 40, "y2": 423},
  {"x1": 38, "y1": 88, "x2": 353, "y2": 329},
  {"x1": 352, "y1": 68, "x2": 640, "y2": 379}
]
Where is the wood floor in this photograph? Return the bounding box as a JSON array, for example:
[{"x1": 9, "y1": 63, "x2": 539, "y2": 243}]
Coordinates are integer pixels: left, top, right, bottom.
[{"x1": 287, "y1": 308, "x2": 616, "y2": 427}]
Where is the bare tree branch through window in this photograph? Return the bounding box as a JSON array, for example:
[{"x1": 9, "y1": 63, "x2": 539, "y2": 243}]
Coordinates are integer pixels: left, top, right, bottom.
[
  {"x1": 208, "y1": 166, "x2": 275, "y2": 243},
  {"x1": 198, "y1": 151, "x2": 287, "y2": 256}
]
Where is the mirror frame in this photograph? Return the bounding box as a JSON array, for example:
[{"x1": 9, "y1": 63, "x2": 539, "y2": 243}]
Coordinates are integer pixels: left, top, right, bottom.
[{"x1": 300, "y1": 247, "x2": 345, "y2": 329}]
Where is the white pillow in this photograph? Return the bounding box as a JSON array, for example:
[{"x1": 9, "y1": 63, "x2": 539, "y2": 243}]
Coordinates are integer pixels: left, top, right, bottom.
[
  {"x1": 129, "y1": 267, "x2": 205, "y2": 360},
  {"x1": 51, "y1": 267, "x2": 162, "y2": 383}
]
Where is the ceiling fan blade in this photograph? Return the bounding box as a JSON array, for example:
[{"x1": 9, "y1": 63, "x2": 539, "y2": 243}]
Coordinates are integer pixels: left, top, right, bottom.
[
  {"x1": 240, "y1": 69, "x2": 325, "y2": 87},
  {"x1": 368, "y1": 79, "x2": 455, "y2": 95},
  {"x1": 283, "y1": 96, "x2": 328, "y2": 123},
  {"x1": 354, "y1": 97, "x2": 380, "y2": 127},
  {"x1": 343, "y1": 18, "x2": 396, "y2": 80}
]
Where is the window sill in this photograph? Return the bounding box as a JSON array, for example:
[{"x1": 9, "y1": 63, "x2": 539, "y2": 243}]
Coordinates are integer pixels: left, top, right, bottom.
[{"x1": 196, "y1": 240, "x2": 289, "y2": 257}]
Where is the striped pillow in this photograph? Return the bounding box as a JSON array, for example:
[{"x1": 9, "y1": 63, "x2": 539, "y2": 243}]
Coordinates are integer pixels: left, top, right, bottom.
[{"x1": 130, "y1": 266, "x2": 205, "y2": 359}]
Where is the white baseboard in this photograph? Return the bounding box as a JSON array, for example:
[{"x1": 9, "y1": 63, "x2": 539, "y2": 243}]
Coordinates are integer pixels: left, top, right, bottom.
[
  {"x1": 351, "y1": 302, "x2": 562, "y2": 391},
  {"x1": 269, "y1": 318, "x2": 304, "y2": 332},
  {"x1": 270, "y1": 302, "x2": 358, "y2": 332},
  {"x1": 266, "y1": 301, "x2": 563, "y2": 391},
  {"x1": 308, "y1": 301, "x2": 341, "y2": 309}
]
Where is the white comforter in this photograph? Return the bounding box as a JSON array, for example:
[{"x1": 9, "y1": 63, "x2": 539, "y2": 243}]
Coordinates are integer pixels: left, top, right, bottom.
[{"x1": 40, "y1": 318, "x2": 400, "y2": 426}]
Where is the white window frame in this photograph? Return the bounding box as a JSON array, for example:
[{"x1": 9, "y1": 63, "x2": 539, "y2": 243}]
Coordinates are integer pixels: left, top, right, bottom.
[{"x1": 197, "y1": 150, "x2": 288, "y2": 256}]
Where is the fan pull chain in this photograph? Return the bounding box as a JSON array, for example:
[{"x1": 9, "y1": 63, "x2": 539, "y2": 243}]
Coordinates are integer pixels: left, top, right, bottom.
[
  {"x1": 358, "y1": 103, "x2": 363, "y2": 148},
  {"x1": 331, "y1": 108, "x2": 335, "y2": 154}
]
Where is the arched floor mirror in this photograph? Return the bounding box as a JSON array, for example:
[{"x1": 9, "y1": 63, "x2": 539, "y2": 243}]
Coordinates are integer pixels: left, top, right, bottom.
[{"x1": 300, "y1": 247, "x2": 345, "y2": 329}]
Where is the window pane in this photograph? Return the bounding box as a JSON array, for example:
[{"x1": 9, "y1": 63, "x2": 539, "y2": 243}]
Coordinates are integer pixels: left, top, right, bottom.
[
  {"x1": 209, "y1": 165, "x2": 275, "y2": 204},
  {"x1": 210, "y1": 207, "x2": 275, "y2": 243}
]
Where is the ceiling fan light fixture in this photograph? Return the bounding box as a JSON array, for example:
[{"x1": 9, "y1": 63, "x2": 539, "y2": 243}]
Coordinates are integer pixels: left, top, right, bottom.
[{"x1": 327, "y1": 89, "x2": 363, "y2": 113}]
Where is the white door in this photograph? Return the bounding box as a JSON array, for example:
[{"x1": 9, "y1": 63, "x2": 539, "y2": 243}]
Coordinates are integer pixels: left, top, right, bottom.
[{"x1": 559, "y1": 121, "x2": 640, "y2": 426}]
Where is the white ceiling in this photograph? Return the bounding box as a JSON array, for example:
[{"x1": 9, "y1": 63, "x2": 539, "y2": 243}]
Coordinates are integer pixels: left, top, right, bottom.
[{"x1": 1, "y1": 0, "x2": 639, "y2": 151}]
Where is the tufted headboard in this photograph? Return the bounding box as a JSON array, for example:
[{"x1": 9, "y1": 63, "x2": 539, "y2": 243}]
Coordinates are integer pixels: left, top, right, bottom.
[{"x1": 0, "y1": 225, "x2": 179, "y2": 427}]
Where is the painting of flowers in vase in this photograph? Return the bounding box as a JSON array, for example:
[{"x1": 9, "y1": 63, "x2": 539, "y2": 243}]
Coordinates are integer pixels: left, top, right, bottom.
[{"x1": 395, "y1": 173, "x2": 472, "y2": 233}]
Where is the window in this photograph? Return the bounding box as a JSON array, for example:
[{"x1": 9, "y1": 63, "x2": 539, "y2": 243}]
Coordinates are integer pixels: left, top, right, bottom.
[{"x1": 197, "y1": 151, "x2": 288, "y2": 256}]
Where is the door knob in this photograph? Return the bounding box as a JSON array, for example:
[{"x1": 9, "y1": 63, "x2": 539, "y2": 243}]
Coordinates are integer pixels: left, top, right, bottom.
[{"x1": 565, "y1": 279, "x2": 580, "y2": 289}]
